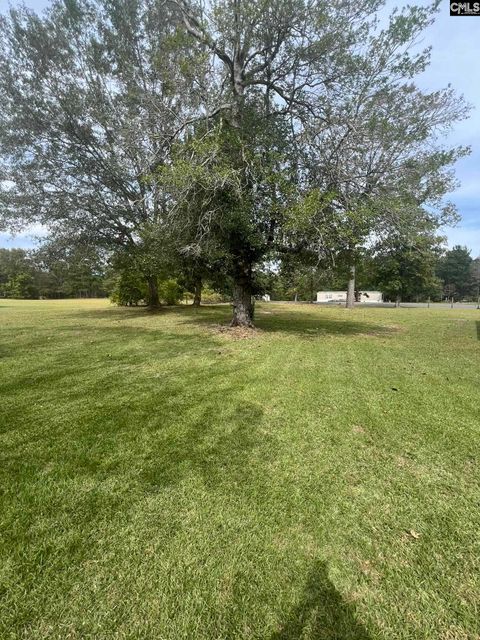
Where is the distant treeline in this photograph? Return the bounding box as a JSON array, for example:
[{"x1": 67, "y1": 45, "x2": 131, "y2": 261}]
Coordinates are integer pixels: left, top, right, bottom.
[
  {"x1": 263, "y1": 244, "x2": 480, "y2": 304},
  {"x1": 1, "y1": 243, "x2": 478, "y2": 304},
  {"x1": 0, "y1": 246, "x2": 108, "y2": 300}
]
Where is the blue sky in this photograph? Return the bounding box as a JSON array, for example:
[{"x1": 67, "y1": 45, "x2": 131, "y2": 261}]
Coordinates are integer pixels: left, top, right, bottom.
[{"x1": 0, "y1": 0, "x2": 479, "y2": 256}]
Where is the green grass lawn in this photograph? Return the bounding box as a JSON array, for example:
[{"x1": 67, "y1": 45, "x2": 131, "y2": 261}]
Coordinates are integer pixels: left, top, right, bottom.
[{"x1": 1, "y1": 299, "x2": 479, "y2": 639}]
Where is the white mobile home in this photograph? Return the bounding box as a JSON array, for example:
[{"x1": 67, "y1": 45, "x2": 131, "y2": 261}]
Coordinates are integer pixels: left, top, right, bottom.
[
  {"x1": 316, "y1": 291, "x2": 383, "y2": 303},
  {"x1": 316, "y1": 291, "x2": 347, "y2": 303}
]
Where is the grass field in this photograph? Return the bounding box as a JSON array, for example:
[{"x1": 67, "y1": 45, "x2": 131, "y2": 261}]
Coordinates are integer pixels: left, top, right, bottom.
[{"x1": 1, "y1": 299, "x2": 479, "y2": 639}]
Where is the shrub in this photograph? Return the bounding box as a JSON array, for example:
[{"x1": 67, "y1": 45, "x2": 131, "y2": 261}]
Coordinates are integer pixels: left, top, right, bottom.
[
  {"x1": 159, "y1": 279, "x2": 183, "y2": 305},
  {"x1": 110, "y1": 272, "x2": 146, "y2": 306},
  {"x1": 201, "y1": 285, "x2": 229, "y2": 303}
]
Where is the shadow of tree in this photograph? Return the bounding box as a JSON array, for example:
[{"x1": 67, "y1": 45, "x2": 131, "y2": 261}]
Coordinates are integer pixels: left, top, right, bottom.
[
  {"x1": 57, "y1": 305, "x2": 158, "y2": 321},
  {"x1": 141, "y1": 401, "x2": 272, "y2": 492},
  {"x1": 181, "y1": 305, "x2": 394, "y2": 338},
  {"x1": 271, "y1": 561, "x2": 371, "y2": 640},
  {"x1": 476, "y1": 321, "x2": 480, "y2": 341},
  {"x1": 67, "y1": 303, "x2": 222, "y2": 322},
  {"x1": 1, "y1": 313, "x2": 273, "y2": 494},
  {"x1": 65, "y1": 303, "x2": 394, "y2": 339},
  {"x1": 0, "y1": 326, "x2": 218, "y2": 397},
  {"x1": 254, "y1": 312, "x2": 392, "y2": 338}
]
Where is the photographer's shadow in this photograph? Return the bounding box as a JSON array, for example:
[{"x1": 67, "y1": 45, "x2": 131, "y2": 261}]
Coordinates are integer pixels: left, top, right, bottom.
[{"x1": 271, "y1": 561, "x2": 371, "y2": 640}]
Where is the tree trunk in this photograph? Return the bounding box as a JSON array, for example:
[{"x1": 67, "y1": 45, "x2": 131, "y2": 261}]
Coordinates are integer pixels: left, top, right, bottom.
[
  {"x1": 192, "y1": 276, "x2": 202, "y2": 307},
  {"x1": 231, "y1": 278, "x2": 255, "y2": 327},
  {"x1": 346, "y1": 264, "x2": 356, "y2": 309},
  {"x1": 146, "y1": 275, "x2": 160, "y2": 309},
  {"x1": 395, "y1": 295, "x2": 401, "y2": 308}
]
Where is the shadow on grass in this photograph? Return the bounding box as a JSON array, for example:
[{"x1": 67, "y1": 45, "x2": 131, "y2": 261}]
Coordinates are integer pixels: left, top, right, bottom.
[
  {"x1": 0, "y1": 326, "x2": 218, "y2": 396},
  {"x1": 142, "y1": 401, "x2": 271, "y2": 491},
  {"x1": 256, "y1": 313, "x2": 391, "y2": 337},
  {"x1": 66, "y1": 303, "x2": 393, "y2": 339},
  {"x1": 182, "y1": 305, "x2": 393, "y2": 338},
  {"x1": 271, "y1": 561, "x2": 371, "y2": 640},
  {"x1": 1, "y1": 317, "x2": 273, "y2": 494},
  {"x1": 477, "y1": 321, "x2": 480, "y2": 341},
  {"x1": 60, "y1": 305, "x2": 156, "y2": 321},
  {"x1": 67, "y1": 303, "x2": 224, "y2": 322}
]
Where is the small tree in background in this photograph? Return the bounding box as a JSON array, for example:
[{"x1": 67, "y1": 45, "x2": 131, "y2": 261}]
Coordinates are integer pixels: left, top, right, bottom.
[
  {"x1": 436, "y1": 246, "x2": 474, "y2": 300},
  {"x1": 373, "y1": 231, "x2": 443, "y2": 305}
]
